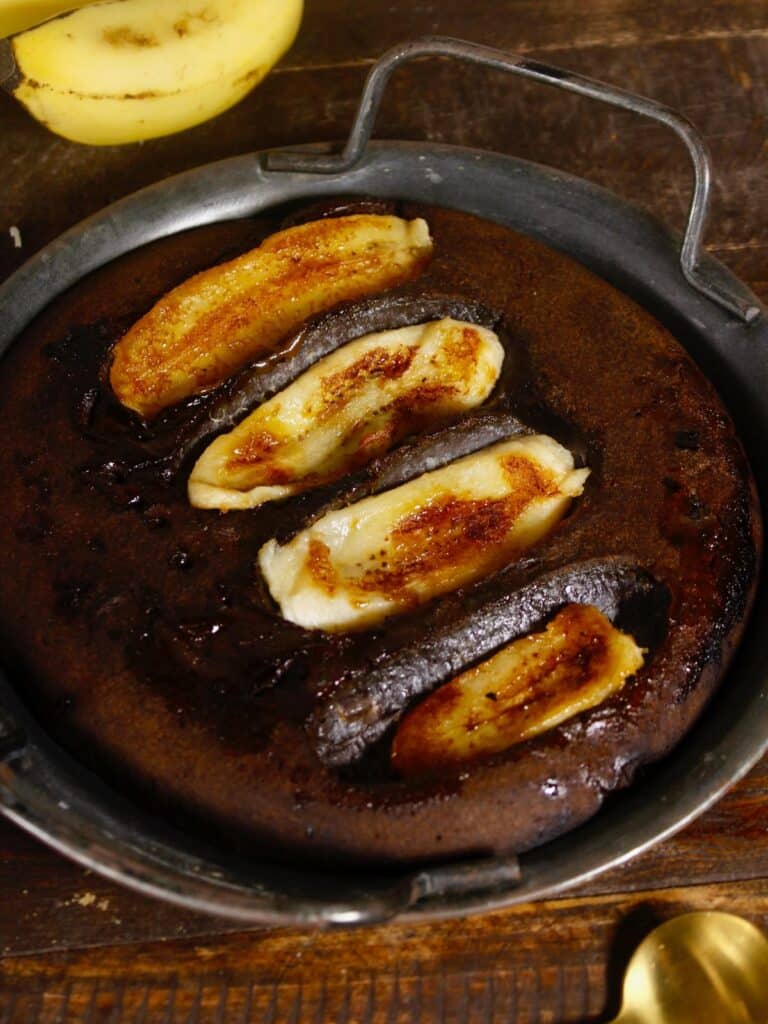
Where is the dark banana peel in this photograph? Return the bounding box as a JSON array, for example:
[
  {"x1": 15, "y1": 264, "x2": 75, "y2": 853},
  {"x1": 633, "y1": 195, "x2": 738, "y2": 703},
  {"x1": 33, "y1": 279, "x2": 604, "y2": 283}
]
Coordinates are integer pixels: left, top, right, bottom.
[{"x1": 308, "y1": 558, "x2": 665, "y2": 766}]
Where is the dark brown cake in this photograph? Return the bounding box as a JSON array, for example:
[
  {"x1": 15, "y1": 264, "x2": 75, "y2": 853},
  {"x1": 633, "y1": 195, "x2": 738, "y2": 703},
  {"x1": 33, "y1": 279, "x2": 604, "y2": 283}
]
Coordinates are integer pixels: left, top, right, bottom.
[{"x1": 0, "y1": 201, "x2": 760, "y2": 865}]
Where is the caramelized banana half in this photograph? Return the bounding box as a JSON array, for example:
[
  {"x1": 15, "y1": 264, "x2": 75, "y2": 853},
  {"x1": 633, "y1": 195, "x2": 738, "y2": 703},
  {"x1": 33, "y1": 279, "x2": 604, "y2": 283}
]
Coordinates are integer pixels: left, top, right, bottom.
[
  {"x1": 258, "y1": 435, "x2": 589, "y2": 632},
  {"x1": 110, "y1": 214, "x2": 433, "y2": 418},
  {"x1": 391, "y1": 604, "x2": 644, "y2": 777},
  {"x1": 189, "y1": 318, "x2": 504, "y2": 511}
]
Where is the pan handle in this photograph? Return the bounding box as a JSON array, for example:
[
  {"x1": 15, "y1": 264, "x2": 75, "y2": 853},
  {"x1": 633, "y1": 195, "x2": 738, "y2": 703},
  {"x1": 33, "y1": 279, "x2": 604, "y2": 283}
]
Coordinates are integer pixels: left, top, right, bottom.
[{"x1": 266, "y1": 36, "x2": 759, "y2": 325}]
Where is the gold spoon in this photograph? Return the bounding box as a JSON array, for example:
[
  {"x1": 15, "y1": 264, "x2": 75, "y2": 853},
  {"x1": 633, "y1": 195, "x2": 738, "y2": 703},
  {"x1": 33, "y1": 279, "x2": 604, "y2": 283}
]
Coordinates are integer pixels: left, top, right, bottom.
[{"x1": 609, "y1": 912, "x2": 768, "y2": 1023}]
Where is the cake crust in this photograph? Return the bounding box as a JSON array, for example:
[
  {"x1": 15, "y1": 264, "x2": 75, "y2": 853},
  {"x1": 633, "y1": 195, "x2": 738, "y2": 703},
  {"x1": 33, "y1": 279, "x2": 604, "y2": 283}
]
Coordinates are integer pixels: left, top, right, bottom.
[{"x1": 0, "y1": 201, "x2": 760, "y2": 865}]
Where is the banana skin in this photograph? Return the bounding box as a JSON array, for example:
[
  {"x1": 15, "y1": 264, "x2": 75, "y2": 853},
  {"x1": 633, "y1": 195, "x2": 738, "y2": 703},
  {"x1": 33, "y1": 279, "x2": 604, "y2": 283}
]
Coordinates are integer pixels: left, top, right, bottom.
[
  {"x1": 0, "y1": 0, "x2": 303, "y2": 144},
  {"x1": 0, "y1": 1, "x2": 102, "y2": 39}
]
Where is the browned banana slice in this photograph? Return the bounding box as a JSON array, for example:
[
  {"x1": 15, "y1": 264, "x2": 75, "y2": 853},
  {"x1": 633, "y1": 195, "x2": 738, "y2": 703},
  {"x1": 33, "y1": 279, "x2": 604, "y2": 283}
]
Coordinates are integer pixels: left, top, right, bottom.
[
  {"x1": 391, "y1": 604, "x2": 644, "y2": 777},
  {"x1": 188, "y1": 318, "x2": 504, "y2": 511},
  {"x1": 258, "y1": 434, "x2": 589, "y2": 632},
  {"x1": 110, "y1": 214, "x2": 433, "y2": 418},
  {"x1": 308, "y1": 559, "x2": 660, "y2": 766}
]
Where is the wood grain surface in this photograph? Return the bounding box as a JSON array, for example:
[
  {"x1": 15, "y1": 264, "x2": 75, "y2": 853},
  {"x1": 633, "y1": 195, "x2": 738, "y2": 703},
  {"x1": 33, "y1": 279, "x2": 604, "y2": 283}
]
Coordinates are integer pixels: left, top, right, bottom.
[{"x1": 0, "y1": 1, "x2": 767, "y2": 1020}]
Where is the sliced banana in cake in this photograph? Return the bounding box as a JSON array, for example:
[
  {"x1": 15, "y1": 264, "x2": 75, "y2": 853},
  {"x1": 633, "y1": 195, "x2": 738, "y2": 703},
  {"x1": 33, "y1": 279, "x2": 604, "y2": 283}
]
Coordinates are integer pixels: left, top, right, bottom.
[
  {"x1": 258, "y1": 435, "x2": 590, "y2": 632},
  {"x1": 391, "y1": 603, "x2": 644, "y2": 777},
  {"x1": 188, "y1": 318, "x2": 504, "y2": 510},
  {"x1": 110, "y1": 214, "x2": 433, "y2": 418}
]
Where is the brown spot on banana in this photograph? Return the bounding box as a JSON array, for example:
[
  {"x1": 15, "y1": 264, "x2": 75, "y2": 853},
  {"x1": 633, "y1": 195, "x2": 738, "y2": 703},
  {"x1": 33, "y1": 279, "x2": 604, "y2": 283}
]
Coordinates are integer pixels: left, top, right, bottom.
[{"x1": 102, "y1": 26, "x2": 160, "y2": 47}]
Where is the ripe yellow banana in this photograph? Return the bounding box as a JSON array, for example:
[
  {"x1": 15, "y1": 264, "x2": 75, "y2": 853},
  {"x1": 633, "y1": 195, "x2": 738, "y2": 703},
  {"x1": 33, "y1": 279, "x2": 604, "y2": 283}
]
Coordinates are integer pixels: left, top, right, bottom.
[
  {"x1": 0, "y1": 1, "x2": 101, "y2": 38},
  {"x1": 0, "y1": 0, "x2": 303, "y2": 144}
]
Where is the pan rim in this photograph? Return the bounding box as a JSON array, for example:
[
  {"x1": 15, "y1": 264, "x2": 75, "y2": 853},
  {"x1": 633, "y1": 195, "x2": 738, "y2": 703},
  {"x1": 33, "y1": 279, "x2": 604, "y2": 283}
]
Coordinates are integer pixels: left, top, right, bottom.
[{"x1": 0, "y1": 140, "x2": 765, "y2": 926}]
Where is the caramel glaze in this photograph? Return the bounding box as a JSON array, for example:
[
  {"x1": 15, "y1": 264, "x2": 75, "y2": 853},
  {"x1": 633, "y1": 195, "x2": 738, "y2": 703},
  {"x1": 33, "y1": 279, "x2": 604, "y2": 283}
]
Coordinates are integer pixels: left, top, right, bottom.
[
  {"x1": 109, "y1": 212, "x2": 432, "y2": 418},
  {"x1": 389, "y1": 604, "x2": 643, "y2": 780},
  {"x1": 307, "y1": 458, "x2": 561, "y2": 604},
  {"x1": 0, "y1": 201, "x2": 760, "y2": 866}
]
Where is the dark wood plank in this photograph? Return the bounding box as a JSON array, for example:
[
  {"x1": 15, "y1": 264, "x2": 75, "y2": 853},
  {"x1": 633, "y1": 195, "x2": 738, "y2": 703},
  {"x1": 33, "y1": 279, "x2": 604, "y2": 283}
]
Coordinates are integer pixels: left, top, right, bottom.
[
  {"x1": 290, "y1": 0, "x2": 768, "y2": 69},
  {"x1": 1, "y1": 878, "x2": 767, "y2": 1022},
  {"x1": 2, "y1": 33, "x2": 766, "y2": 295},
  {"x1": 710, "y1": 242, "x2": 768, "y2": 304}
]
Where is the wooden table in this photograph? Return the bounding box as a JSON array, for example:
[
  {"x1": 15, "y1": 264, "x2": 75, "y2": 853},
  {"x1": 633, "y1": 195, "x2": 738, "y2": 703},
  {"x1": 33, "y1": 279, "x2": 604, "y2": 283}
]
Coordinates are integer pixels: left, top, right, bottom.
[{"x1": 1, "y1": 2, "x2": 766, "y2": 1019}]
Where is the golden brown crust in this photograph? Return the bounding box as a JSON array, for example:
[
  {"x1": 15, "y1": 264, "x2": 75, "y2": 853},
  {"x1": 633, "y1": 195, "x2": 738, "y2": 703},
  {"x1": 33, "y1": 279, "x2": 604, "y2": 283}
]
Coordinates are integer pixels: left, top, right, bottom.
[
  {"x1": 109, "y1": 214, "x2": 433, "y2": 417},
  {"x1": 0, "y1": 201, "x2": 759, "y2": 865},
  {"x1": 390, "y1": 604, "x2": 644, "y2": 778}
]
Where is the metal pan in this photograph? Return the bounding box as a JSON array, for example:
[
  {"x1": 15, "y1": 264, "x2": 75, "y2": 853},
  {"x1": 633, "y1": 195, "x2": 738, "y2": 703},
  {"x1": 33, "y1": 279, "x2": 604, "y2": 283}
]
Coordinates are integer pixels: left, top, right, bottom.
[{"x1": 0, "y1": 37, "x2": 765, "y2": 927}]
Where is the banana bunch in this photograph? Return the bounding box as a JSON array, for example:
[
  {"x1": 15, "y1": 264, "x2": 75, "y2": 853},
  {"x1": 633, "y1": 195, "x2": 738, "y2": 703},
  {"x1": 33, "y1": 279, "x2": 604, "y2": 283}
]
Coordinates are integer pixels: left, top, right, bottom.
[{"x1": 0, "y1": 0, "x2": 303, "y2": 144}]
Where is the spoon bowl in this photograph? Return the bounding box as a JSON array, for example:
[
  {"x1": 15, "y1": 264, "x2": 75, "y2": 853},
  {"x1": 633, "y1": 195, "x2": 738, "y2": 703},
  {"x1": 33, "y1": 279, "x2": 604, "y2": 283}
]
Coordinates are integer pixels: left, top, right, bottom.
[{"x1": 613, "y1": 912, "x2": 768, "y2": 1023}]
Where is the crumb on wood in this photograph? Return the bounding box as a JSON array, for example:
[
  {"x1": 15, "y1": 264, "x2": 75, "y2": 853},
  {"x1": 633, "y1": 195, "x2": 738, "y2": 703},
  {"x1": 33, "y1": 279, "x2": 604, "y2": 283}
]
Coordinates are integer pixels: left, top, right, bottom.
[{"x1": 67, "y1": 891, "x2": 111, "y2": 911}]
